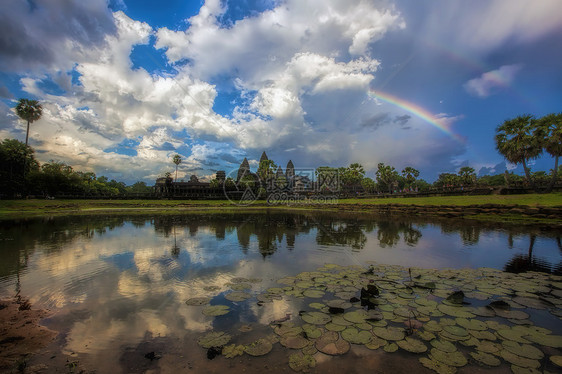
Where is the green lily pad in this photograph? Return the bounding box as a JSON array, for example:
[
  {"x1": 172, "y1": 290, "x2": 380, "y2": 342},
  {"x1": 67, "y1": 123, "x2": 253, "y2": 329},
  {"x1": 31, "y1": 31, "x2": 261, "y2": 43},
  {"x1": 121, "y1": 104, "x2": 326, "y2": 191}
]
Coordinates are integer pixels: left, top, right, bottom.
[
  {"x1": 185, "y1": 297, "x2": 211, "y2": 306},
  {"x1": 497, "y1": 328, "x2": 530, "y2": 344},
  {"x1": 524, "y1": 333, "x2": 562, "y2": 348},
  {"x1": 225, "y1": 291, "x2": 252, "y2": 302},
  {"x1": 343, "y1": 310, "x2": 369, "y2": 323},
  {"x1": 499, "y1": 350, "x2": 540, "y2": 368},
  {"x1": 301, "y1": 311, "x2": 331, "y2": 325},
  {"x1": 419, "y1": 357, "x2": 457, "y2": 374},
  {"x1": 302, "y1": 344, "x2": 318, "y2": 356},
  {"x1": 365, "y1": 336, "x2": 387, "y2": 350},
  {"x1": 230, "y1": 283, "x2": 251, "y2": 291},
  {"x1": 502, "y1": 340, "x2": 544, "y2": 360},
  {"x1": 415, "y1": 298, "x2": 439, "y2": 307},
  {"x1": 494, "y1": 309, "x2": 530, "y2": 320},
  {"x1": 459, "y1": 336, "x2": 479, "y2": 347},
  {"x1": 202, "y1": 305, "x2": 230, "y2": 316},
  {"x1": 469, "y1": 351, "x2": 501, "y2": 366},
  {"x1": 443, "y1": 325, "x2": 468, "y2": 337},
  {"x1": 203, "y1": 285, "x2": 221, "y2": 292},
  {"x1": 280, "y1": 335, "x2": 310, "y2": 349},
  {"x1": 274, "y1": 324, "x2": 303, "y2": 337},
  {"x1": 315, "y1": 331, "x2": 350, "y2": 355},
  {"x1": 326, "y1": 322, "x2": 346, "y2": 332},
  {"x1": 326, "y1": 299, "x2": 352, "y2": 310},
  {"x1": 475, "y1": 341, "x2": 501, "y2": 354},
  {"x1": 512, "y1": 296, "x2": 554, "y2": 310},
  {"x1": 383, "y1": 343, "x2": 398, "y2": 352},
  {"x1": 341, "y1": 327, "x2": 372, "y2": 345},
  {"x1": 469, "y1": 330, "x2": 496, "y2": 341},
  {"x1": 455, "y1": 318, "x2": 487, "y2": 331},
  {"x1": 509, "y1": 365, "x2": 541, "y2": 374},
  {"x1": 309, "y1": 302, "x2": 326, "y2": 310},
  {"x1": 303, "y1": 289, "x2": 325, "y2": 298},
  {"x1": 198, "y1": 331, "x2": 231, "y2": 348},
  {"x1": 437, "y1": 304, "x2": 475, "y2": 318},
  {"x1": 330, "y1": 315, "x2": 354, "y2": 326},
  {"x1": 431, "y1": 339, "x2": 457, "y2": 353},
  {"x1": 550, "y1": 355, "x2": 562, "y2": 367},
  {"x1": 373, "y1": 326, "x2": 405, "y2": 341},
  {"x1": 429, "y1": 348, "x2": 467, "y2": 367},
  {"x1": 289, "y1": 353, "x2": 316, "y2": 372},
  {"x1": 302, "y1": 324, "x2": 322, "y2": 339},
  {"x1": 222, "y1": 344, "x2": 245, "y2": 358},
  {"x1": 417, "y1": 330, "x2": 437, "y2": 341},
  {"x1": 397, "y1": 337, "x2": 427, "y2": 353},
  {"x1": 244, "y1": 338, "x2": 273, "y2": 356},
  {"x1": 424, "y1": 320, "x2": 443, "y2": 332}
]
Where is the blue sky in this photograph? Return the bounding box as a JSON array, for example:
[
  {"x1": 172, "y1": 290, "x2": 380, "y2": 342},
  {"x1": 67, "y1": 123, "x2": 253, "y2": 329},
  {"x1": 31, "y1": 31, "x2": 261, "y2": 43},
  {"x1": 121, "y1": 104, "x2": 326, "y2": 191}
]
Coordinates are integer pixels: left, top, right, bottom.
[{"x1": 1, "y1": 0, "x2": 561, "y2": 184}]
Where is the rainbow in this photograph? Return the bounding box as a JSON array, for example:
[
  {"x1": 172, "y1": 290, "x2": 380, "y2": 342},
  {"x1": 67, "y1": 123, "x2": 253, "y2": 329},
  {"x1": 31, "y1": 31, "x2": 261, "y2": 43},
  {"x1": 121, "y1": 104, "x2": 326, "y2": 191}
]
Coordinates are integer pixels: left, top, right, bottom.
[{"x1": 367, "y1": 90, "x2": 465, "y2": 143}]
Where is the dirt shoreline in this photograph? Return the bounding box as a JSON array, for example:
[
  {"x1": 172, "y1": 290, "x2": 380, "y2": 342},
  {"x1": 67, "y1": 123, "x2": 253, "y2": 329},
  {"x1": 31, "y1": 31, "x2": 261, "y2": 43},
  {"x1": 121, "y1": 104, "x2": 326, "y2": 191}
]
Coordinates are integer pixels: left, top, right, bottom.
[{"x1": 0, "y1": 298, "x2": 56, "y2": 373}]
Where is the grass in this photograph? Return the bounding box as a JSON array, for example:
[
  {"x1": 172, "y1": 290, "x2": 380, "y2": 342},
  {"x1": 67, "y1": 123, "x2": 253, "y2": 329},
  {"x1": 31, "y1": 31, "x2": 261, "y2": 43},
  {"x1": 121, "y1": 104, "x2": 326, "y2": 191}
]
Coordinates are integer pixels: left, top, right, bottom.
[{"x1": 0, "y1": 193, "x2": 560, "y2": 222}]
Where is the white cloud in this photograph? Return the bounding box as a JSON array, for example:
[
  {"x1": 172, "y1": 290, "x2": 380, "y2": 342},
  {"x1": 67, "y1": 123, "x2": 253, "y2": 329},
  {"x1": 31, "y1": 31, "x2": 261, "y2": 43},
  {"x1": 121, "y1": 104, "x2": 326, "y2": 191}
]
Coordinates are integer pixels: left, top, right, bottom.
[{"x1": 464, "y1": 64, "x2": 523, "y2": 98}]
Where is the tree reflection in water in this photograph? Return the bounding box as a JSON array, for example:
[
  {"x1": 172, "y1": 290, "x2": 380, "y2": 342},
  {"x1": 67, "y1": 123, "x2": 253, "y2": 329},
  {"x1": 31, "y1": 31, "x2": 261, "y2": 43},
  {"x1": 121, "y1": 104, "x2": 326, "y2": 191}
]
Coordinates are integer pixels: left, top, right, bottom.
[{"x1": 1, "y1": 212, "x2": 561, "y2": 277}]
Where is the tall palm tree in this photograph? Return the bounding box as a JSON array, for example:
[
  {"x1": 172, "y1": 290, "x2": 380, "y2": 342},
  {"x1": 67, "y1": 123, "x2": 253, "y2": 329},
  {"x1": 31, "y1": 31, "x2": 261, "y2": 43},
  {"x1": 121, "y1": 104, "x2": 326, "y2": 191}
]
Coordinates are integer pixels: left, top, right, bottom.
[
  {"x1": 401, "y1": 166, "x2": 419, "y2": 187},
  {"x1": 495, "y1": 115, "x2": 542, "y2": 187},
  {"x1": 535, "y1": 113, "x2": 562, "y2": 191},
  {"x1": 172, "y1": 154, "x2": 182, "y2": 182},
  {"x1": 15, "y1": 99, "x2": 42, "y2": 146}
]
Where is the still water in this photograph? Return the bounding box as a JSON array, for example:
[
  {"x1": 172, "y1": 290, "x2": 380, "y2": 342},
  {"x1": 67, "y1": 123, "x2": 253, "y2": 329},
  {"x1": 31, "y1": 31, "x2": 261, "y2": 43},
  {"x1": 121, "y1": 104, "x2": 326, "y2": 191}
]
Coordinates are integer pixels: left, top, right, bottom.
[{"x1": 0, "y1": 211, "x2": 561, "y2": 373}]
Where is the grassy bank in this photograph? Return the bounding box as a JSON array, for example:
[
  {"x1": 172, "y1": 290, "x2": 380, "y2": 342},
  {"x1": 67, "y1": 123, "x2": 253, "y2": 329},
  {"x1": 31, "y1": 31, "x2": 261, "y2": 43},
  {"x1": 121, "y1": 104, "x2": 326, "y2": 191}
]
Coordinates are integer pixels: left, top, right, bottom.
[{"x1": 0, "y1": 193, "x2": 560, "y2": 224}]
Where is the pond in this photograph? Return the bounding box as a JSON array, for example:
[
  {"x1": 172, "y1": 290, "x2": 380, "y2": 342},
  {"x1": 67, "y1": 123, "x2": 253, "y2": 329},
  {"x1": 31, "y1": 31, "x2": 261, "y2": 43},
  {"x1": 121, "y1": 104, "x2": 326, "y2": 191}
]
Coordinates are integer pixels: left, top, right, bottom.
[{"x1": 1, "y1": 211, "x2": 561, "y2": 373}]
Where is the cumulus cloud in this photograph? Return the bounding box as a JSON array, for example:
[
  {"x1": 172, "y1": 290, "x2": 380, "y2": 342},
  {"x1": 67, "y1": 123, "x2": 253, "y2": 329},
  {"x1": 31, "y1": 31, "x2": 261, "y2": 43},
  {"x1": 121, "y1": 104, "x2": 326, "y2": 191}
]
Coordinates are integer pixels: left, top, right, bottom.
[
  {"x1": 0, "y1": 0, "x2": 116, "y2": 72},
  {"x1": 464, "y1": 64, "x2": 522, "y2": 98}
]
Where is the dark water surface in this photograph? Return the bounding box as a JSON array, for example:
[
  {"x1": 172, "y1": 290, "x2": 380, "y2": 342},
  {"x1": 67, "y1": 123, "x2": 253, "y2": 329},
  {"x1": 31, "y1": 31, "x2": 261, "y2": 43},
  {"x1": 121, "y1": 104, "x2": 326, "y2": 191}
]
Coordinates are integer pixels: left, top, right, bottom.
[{"x1": 0, "y1": 211, "x2": 561, "y2": 373}]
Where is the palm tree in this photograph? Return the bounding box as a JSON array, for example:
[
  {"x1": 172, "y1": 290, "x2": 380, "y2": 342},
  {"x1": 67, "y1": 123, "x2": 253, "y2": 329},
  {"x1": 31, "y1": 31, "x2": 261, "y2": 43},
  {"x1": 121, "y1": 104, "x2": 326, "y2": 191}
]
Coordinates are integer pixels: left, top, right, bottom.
[
  {"x1": 15, "y1": 99, "x2": 42, "y2": 146},
  {"x1": 535, "y1": 113, "x2": 562, "y2": 191},
  {"x1": 172, "y1": 154, "x2": 182, "y2": 182},
  {"x1": 401, "y1": 166, "x2": 419, "y2": 188},
  {"x1": 495, "y1": 115, "x2": 542, "y2": 187}
]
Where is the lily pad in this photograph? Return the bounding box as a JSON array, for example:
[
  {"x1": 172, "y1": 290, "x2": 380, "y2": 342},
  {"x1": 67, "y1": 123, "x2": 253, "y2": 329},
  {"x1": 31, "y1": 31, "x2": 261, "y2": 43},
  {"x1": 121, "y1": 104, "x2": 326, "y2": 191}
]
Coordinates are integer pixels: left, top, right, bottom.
[
  {"x1": 443, "y1": 325, "x2": 468, "y2": 337},
  {"x1": 475, "y1": 341, "x2": 501, "y2": 354},
  {"x1": 419, "y1": 357, "x2": 457, "y2": 374},
  {"x1": 244, "y1": 338, "x2": 273, "y2": 356},
  {"x1": 365, "y1": 336, "x2": 387, "y2": 350},
  {"x1": 512, "y1": 296, "x2": 554, "y2": 310},
  {"x1": 549, "y1": 355, "x2": 562, "y2": 367},
  {"x1": 496, "y1": 328, "x2": 530, "y2": 344},
  {"x1": 343, "y1": 310, "x2": 369, "y2": 323},
  {"x1": 222, "y1": 344, "x2": 245, "y2": 358},
  {"x1": 302, "y1": 324, "x2": 322, "y2": 339},
  {"x1": 289, "y1": 353, "x2": 316, "y2": 372},
  {"x1": 469, "y1": 330, "x2": 496, "y2": 341},
  {"x1": 185, "y1": 297, "x2": 211, "y2": 306},
  {"x1": 230, "y1": 283, "x2": 251, "y2": 291},
  {"x1": 202, "y1": 305, "x2": 230, "y2": 316},
  {"x1": 502, "y1": 340, "x2": 544, "y2": 360},
  {"x1": 431, "y1": 339, "x2": 457, "y2": 353},
  {"x1": 198, "y1": 332, "x2": 231, "y2": 349},
  {"x1": 373, "y1": 326, "x2": 405, "y2": 341},
  {"x1": 509, "y1": 365, "x2": 541, "y2": 374},
  {"x1": 383, "y1": 343, "x2": 398, "y2": 352},
  {"x1": 341, "y1": 327, "x2": 372, "y2": 345},
  {"x1": 225, "y1": 291, "x2": 252, "y2": 302},
  {"x1": 469, "y1": 351, "x2": 501, "y2": 366},
  {"x1": 524, "y1": 333, "x2": 562, "y2": 348},
  {"x1": 499, "y1": 350, "x2": 540, "y2": 368},
  {"x1": 301, "y1": 311, "x2": 331, "y2": 325},
  {"x1": 397, "y1": 337, "x2": 427, "y2": 353},
  {"x1": 280, "y1": 335, "x2": 310, "y2": 349},
  {"x1": 303, "y1": 289, "x2": 325, "y2": 298},
  {"x1": 326, "y1": 322, "x2": 346, "y2": 332},
  {"x1": 315, "y1": 331, "x2": 350, "y2": 355},
  {"x1": 437, "y1": 304, "x2": 475, "y2": 318},
  {"x1": 455, "y1": 318, "x2": 487, "y2": 331},
  {"x1": 430, "y1": 348, "x2": 467, "y2": 367}
]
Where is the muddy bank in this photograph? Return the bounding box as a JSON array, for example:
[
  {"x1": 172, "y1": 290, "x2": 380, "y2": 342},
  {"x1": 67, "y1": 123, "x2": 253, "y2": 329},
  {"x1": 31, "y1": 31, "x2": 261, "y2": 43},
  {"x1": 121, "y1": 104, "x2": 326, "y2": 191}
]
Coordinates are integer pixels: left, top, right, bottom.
[{"x1": 0, "y1": 298, "x2": 56, "y2": 373}]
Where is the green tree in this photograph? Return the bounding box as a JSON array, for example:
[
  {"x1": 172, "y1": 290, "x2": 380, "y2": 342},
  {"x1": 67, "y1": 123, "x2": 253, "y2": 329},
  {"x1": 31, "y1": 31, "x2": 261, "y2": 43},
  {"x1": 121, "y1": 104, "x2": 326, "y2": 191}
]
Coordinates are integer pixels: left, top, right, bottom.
[
  {"x1": 535, "y1": 113, "x2": 562, "y2": 191},
  {"x1": 434, "y1": 173, "x2": 460, "y2": 189},
  {"x1": 458, "y1": 166, "x2": 476, "y2": 186},
  {"x1": 0, "y1": 139, "x2": 39, "y2": 197},
  {"x1": 340, "y1": 163, "x2": 365, "y2": 187},
  {"x1": 15, "y1": 99, "x2": 43, "y2": 146},
  {"x1": 401, "y1": 166, "x2": 419, "y2": 188},
  {"x1": 258, "y1": 159, "x2": 277, "y2": 188},
  {"x1": 495, "y1": 114, "x2": 542, "y2": 186},
  {"x1": 172, "y1": 154, "x2": 182, "y2": 182},
  {"x1": 375, "y1": 163, "x2": 399, "y2": 193},
  {"x1": 360, "y1": 177, "x2": 376, "y2": 193}
]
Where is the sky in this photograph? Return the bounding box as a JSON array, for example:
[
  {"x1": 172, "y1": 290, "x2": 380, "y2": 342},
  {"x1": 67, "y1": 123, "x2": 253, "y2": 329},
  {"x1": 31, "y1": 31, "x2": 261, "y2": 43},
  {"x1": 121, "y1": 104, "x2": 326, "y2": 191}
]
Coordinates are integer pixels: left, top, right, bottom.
[{"x1": 0, "y1": 0, "x2": 561, "y2": 184}]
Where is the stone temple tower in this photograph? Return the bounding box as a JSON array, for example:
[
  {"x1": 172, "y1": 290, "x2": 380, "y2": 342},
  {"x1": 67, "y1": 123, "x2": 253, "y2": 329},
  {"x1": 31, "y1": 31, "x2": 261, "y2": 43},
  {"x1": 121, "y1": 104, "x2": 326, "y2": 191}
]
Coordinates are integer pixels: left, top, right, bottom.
[
  {"x1": 237, "y1": 157, "x2": 250, "y2": 181},
  {"x1": 286, "y1": 160, "x2": 295, "y2": 180}
]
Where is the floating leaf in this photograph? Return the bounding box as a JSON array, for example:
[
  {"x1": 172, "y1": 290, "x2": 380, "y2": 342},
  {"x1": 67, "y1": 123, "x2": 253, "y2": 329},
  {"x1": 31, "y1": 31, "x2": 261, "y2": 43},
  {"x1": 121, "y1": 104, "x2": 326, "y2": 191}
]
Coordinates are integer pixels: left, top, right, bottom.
[
  {"x1": 185, "y1": 297, "x2": 211, "y2": 306},
  {"x1": 301, "y1": 311, "x2": 331, "y2": 325},
  {"x1": 512, "y1": 296, "x2": 554, "y2": 310},
  {"x1": 198, "y1": 332, "x2": 231, "y2": 349},
  {"x1": 437, "y1": 304, "x2": 475, "y2": 318},
  {"x1": 419, "y1": 357, "x2": 457, "y2": 374},
  {"x1": 303, "y1": 289, "x2": 325, "y2": 298},
  {"x1": 289, "y1": 353, "x2": 316, "y2": 372},
  {"x1": 343, "y1": 310, "x2": 369, "y2": 324},
  {"x1": 509, "y1": 365, "x2": 541, "y2": 374},
  {"x1": 280, "y1": 335, "x2": 310, "y2": 349},
  {"x1": 475, "y1": 341, "x2": 501, "y2": 354},
  {"x1": 244, "y1": 339, "x2": 273, "y2": 356},
  {"x1": 365, "y1": 336, "x2": 386, "y2": 350},
  {"x1": 502, "y1": 340, "x2": 544, "y2": 360},
  {"x1": 455, "y1": 318, "x2": 486, "y2": 331},
  {"x1": 222, "y1": 344, "x2": 244, "y2": 358},
  {"x1": 499, "y1": 350, "x2": 540, "y2": 369},
  {"x1": 429, "y1": 348, "x2": 467, "y2": 367},
  {"x1": 383, "y1": 343, "x2": 398, "y2": 352},
  {"x1": 424, "y1": 320, "x2": 443, "y2": 332},
  {"x1": 202, "y1": 305, "x2": 230, "y2": 316},
  {"x1": 496, "y1": 328, "x2": 530, "y2": 344},
  {"x1": 373, "y1": 326, "x2": 405, "y2": 341},
  {"x1": 469, "y1": 330, "x2": 496, "y2": 341},
  {"x1": 443, "y1": 325, "x2": 468, "y2": 337},
  {"x1": 274, "y1": 324, "x2": 303, "y2": 337},
  {"x1": 315, "y1": 331, "x2": 350, "y2": 355},
  {"x1": 341, "y1": 327, "x2": 372, "y2": 345},
  {"x1": 469, "y1": 351, "x2": 501, "y2": 366},
  {"x1": 550, "y1": 355, "x2": 562, "y2": 367},
  {"x1": 397, "y1": 337, "x2": 427, "y2": 353},
  {"x1": 431, "y1": 339, "x2": 457, "y2": 353},
  {"x1": 230, "y1": 283, "x2": 251, "y2": 291},
  {"x1": 524, "y1": 333, "x2": 562, "y2": 348},
  {"x1": 225, "y1": 291, "x2": 252, "y2": 302}
]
